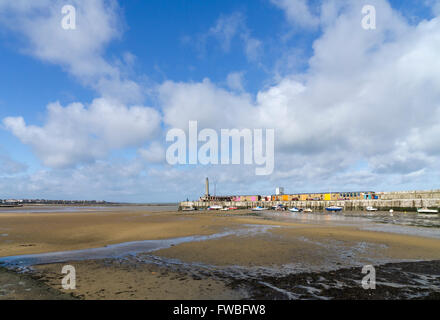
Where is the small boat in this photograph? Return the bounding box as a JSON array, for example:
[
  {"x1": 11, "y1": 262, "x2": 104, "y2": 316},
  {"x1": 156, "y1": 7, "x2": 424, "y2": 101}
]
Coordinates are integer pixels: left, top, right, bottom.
[
  {"x1": 271, "y1": 204, "x2": 286, "y2": 211},
  {"x1": 220, "y1": 207, "x2": 229, "y2": 211},
  {"x1": 228, "y1": 207, "x2": 238, "y2": 210},
  {"x1": 289, "y1": 207, "x2": 300, "y2": 212},
  {"x1": 304, "y1": 208, "x2": 313, "y2": 213},
  {"x1": 252, "y1": 206, "x2": 265, "y2": 211},
  {"x1": 208, "y1": 205, "x2": 223, "y2": 210},
  {"x1": 366, "y1": 206, "x2": 378, "y2": 212},
  {"x1": 325, "y1": 206, "x2": 343, "y2": 212},
  {"x1": 417, "y1": 208, "x2": 439, "y2": 214},
  {"x1": 182, "y1": 207, "x2": 195, "y2": 211}
]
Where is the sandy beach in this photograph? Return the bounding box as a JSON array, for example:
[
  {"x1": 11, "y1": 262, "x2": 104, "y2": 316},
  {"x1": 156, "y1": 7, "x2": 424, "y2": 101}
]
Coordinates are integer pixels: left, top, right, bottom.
[{"x1": 0, "y1": 206, "x2": 439, "y2": 299}]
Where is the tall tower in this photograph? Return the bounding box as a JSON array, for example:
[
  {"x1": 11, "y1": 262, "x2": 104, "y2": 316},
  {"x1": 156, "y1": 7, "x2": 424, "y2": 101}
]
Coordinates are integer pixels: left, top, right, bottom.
[{"x1": 205, "y1": 177, "x2": 210, "y2": 197}]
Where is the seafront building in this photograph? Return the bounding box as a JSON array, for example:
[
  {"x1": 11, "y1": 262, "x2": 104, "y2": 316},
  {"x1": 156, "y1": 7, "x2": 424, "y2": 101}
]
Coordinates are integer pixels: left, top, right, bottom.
[{"x1": 180, "y1": 178, "x2": 440, "y2": 211}]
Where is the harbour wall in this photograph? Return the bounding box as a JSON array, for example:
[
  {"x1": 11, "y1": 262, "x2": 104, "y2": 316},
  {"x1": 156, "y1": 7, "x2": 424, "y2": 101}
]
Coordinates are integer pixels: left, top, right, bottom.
[
  {"x1": 179, "y1": 198, "x2": 440, "y2": 212},
  {"x1": 376, "y1": 190, "x2": 440, "y2": 200}
]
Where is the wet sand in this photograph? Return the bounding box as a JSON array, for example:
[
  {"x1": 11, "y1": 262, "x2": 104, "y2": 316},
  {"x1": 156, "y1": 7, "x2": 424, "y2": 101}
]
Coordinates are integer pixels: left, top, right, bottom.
[
  {"x1": 0, "y1": 208, "x2": 245, "y2": 256},
  {"x1": 0, "y1": 207, "x2": 439, "y2": 299},
  {"x1": 32, "y1": 259, "x2": 244, "y2": 300},
  {"x1": 0, "y1": 266, "x2": 75, "y2": 300}
]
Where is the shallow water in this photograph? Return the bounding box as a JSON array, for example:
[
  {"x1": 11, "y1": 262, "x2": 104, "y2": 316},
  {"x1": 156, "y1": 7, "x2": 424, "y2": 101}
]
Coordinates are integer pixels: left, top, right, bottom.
[
  {"x1": 0, "y1": 205, "x2": 178, "y2": 214},
  {"x1": 1, "y1": 210, "x2": 439, "y2": 269},
  {"x1": 262, "y1": 211, "x2": 440, "y2": 239},
  {"x1": 0, "y1": 224, "x2": 276, "y2": 268},
  {"x1": 121, "y1": 253, "x2": 440, "y2": 300}
]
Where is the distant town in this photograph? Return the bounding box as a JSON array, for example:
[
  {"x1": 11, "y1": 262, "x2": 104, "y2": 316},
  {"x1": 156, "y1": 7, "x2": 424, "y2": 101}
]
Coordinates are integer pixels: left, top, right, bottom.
[
  {"x1": 0, "y1": 199, "x2": 178, "y2": 207},
  {"x1": 0, "y1": 199, "x2": 110, "y2": 207}
]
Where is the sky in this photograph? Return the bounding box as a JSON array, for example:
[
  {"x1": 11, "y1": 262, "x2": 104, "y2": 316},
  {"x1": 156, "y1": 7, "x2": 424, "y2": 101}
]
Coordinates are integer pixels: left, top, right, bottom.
[{"x1": 0, "y1": 0, "x2": 440, "y2": 203}]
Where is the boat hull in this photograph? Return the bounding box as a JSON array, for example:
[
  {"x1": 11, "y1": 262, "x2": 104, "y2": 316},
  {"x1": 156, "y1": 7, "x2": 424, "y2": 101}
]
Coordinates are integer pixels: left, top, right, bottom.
[
  {"x1": 325, "y1": 207, "x2": 343, "y2": 212},
  {"x1": 417, "y1": 209, "x2": 439, "y2": 214},
  {"x1": 208, "y1": 206, "x2": 223, "y2": 210}
]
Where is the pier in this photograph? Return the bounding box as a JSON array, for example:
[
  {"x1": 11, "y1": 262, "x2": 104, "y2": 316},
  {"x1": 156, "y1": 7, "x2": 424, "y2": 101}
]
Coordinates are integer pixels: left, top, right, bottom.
[{"x1": 179, "y1": 189, "x2": 440, "y2": 212}]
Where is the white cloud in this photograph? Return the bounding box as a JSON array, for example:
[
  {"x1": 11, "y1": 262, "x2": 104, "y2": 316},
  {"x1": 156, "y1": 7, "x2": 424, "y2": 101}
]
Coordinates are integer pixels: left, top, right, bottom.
[
  {"x1": 195, "y1": 12, "x2": 262, "y2": 62},
  {"x1": 208, "y1": 12, "x2": 243, "y2": 52},
  {"x1": 0, "y1": 0, "x2": 143, "y2": 103},
  {"x1": 138, "y1": 141, "x2": 166, "y2": 164},
  {"x1": 0, "y1": 154, "x2": 27, "y2": 175},
  {"x1": 159, "y1": 0, "x2": 440, "y2": 185},
  {"x1": 244, "y1": 37, "x2": 262, "y2": 62},
  {"x1": 271, "y1": 0, "x2": 321, "y2": 29},
  {"x1": 3, "y1": 98, "x2": 161, "y2": 168},
  {"x1": 226, "y1": 72, "x2": 246, "y2": 92},
  {"x1": 2, "y1": 0, "x2": 440, "y2": 201},
  {"x1": 0, "y1": 0, "x2": 162, "y2": 170},
  {"x1": 159, "y1": 78, "x2": 256, "y2": 131},
  {"x1": 0, "y1": 159, "x2": 148, "y2": 201}
]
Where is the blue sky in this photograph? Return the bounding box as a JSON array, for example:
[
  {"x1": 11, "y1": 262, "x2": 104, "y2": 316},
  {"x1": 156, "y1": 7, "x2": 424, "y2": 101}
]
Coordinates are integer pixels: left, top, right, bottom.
[{"x1": 0, "y1": 0, "x2": 440, "y2": 202}]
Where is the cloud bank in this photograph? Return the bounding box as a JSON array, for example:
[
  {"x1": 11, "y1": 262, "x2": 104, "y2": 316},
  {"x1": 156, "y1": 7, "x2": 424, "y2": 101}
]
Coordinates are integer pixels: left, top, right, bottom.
[{"x1": 1, "y1": 0, "x2": 440, "y2": 201}]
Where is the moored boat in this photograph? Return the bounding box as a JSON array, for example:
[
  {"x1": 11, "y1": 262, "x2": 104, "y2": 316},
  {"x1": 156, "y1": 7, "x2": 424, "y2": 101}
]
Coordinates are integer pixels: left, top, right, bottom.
[
  {"x1": 325, "y1": 206, "x2": 343, "y2": 212},
  {"x1": 304, "y1": 208, "x2": 313, "y2": 213},
  {"x1": 252, "y1": 206, "x2": 265, "y2": 211},
  {"x1": 366, "y1": 206, "x2": 378, "y2": 212},
  {"x1": 417, "y1": 208, "x2": 439, "y2": 214},
  {"x1": 208, "y1": 205, "x2": 223, "y2": 210},
  {"x1": 288, "y1": 207, "x2": 300, "y2": 212},
  {"x1": 273, "y1": 204, "x2": 286, "y2": 211}
]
